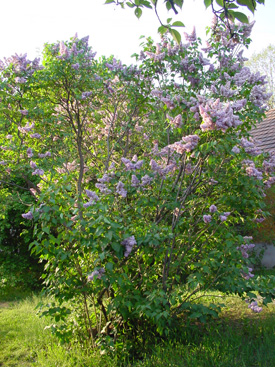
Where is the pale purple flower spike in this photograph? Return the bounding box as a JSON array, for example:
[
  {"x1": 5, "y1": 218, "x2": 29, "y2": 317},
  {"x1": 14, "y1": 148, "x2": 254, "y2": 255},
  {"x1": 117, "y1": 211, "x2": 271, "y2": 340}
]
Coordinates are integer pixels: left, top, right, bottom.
[
  {"x1": 121, "y1": 235, "x2": 137, "y2": 257},
  {"x1": 248, "y1": 301, "x2": 262, "y2": 313},
  {"x1": 88, "y1": 268, "x2": 105, "y2": 282},
  {"x1": 22, "y1": 211, "x2": 33, "y2": 220},
  {"x1": 203, "y1": 215, "x2": 212, "y2": 223}
]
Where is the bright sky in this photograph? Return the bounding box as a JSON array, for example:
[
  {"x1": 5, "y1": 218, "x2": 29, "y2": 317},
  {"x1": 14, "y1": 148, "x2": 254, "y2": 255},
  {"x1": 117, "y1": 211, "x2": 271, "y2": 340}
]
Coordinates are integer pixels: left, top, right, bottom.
[{"x1": 0, "y1": 0, "x2": 274, "y2": 64}]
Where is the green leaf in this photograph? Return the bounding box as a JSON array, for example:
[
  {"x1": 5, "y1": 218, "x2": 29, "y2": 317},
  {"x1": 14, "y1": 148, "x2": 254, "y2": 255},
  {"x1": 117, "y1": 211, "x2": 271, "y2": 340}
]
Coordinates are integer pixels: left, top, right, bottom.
[
  {"x1": 141, "y1": 0, "x2": 152, "y2": 8},
  {"x1": 204, "y1": 0, "x2": 212, "y2": 8},
  {"x1": 172, "y1": 21, "x2": 184, "y2": 27},
  {"x1": 166, "y1": 1, "x2": 172, "y2": 10},
  {"x1": 134, "y1": 7, "x2": 142, "y2": 19},
  {"x1": 126, "y1": 2, "x2": 135, "y2": 8},
  {"x1": 173, "y1": 0, "x2": 183, "y2": 9},
  {"x1": 105, "y1": 0, "x2": 115, "y2": 3},
  {"x1": 232, "y1": 11, "x2": 249, "y2": 23},
  {"x1": 215, "y1": 0, "x2": 224, "y2": 6},
  {"x1": 167, "y1": 17, "x2": 172, "y2": 23},
  {"x1": 237, "y1": 0, "x2": 255, "y2": 13},
  {"x1": 106, "y1": 262, "x2": 113, "y2": 271},
  {"x1": 169, "y1": 28, "x2": 181, "y2": 44},
  {"x1": 158, "y1": 26, "x2": 168, "y2": 35}
]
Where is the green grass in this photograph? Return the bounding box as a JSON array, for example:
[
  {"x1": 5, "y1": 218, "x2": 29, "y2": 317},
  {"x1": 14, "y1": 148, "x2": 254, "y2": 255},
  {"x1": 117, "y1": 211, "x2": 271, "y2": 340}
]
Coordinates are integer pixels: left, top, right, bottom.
[{"x1": 1, "y1": 292, "x2": 275, "y2": 367}]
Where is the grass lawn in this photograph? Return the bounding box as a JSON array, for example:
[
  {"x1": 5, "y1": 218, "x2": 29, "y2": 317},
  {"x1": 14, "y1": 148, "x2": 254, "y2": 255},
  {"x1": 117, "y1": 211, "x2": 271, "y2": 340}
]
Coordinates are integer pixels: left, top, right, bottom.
[{"x1": 1, "y1": 291, "x2": 275, "y2": 367}]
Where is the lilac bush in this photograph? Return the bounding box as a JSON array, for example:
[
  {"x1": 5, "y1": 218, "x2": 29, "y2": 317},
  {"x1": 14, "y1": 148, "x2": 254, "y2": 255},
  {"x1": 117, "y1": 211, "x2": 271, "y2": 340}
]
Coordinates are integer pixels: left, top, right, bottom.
[{"x1": 0, "y1": 22, "x2": 275, "y2": 348}]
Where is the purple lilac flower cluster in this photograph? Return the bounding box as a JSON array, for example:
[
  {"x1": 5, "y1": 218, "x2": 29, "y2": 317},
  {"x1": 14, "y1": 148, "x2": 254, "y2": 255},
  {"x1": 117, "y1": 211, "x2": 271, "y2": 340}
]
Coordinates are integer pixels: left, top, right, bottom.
[
  {"x1": 116, "y1": 181, "x2": 127, "y2": 197},
  {"x1": 168, "y1": 135, "x2": 200, "y2": 154},
  {"x1": 199, "y1": 99, "x2": 242, "y2": 132},
  {"x1": 168, "y1": 114, "x2": 183, "y2": 128},
  {"x1": 150, "y1": 159, "x2": 175, "y2": 177},
  {"x1": 121, "y1": 157, "x2": 144, "y2": 171},
  {"x1": 242, "y1": 160, "x2": 263, "y2": 180},
  {"x1": 240, "y1": 138, "x2": 262, "y2": 156},
  {"x1": 219, "y1": 212, "x2": 231, "y2": 222},
  {"x1": 22, "y1": 211, "x2": 33, "y2": 220},
  {"x1": 18, "y1": 122, "x2": 34, "y2": 133},
  {"x1": 203, "y1": 205, "x2": 220, "y2": 223},
  {"x1": 88, "y1": 267, "x2": 105, "y2": 282},
  {"x1": 121, "y1": 235, "x2": 137, "y2": 257},
  {"x1": 84, "y1": 189, "x2": 99, "y2": 207},
  {"x1": 248, "y1": 301, "x2": 262, "y2": 313}
]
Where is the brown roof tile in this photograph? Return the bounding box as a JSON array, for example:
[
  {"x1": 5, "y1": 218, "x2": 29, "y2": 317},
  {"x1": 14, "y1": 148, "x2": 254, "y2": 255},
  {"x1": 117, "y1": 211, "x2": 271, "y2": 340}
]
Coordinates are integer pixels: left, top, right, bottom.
[{"x1": 250, "y1": 109, "x2": 275, "y2": 152}]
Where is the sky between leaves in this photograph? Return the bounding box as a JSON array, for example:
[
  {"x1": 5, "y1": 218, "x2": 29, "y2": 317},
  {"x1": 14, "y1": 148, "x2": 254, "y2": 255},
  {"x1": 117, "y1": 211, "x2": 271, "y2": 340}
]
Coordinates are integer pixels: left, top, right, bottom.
[{"x1": 1, "y1": 0, "x2": 275, "y2": 64}]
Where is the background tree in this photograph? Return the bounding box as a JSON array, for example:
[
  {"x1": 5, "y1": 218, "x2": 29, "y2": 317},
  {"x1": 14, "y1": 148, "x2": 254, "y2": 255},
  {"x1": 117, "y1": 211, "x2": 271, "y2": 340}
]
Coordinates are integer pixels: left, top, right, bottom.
[{"x1": 246, "y1": 44, "x2": 275, "y2": 109}]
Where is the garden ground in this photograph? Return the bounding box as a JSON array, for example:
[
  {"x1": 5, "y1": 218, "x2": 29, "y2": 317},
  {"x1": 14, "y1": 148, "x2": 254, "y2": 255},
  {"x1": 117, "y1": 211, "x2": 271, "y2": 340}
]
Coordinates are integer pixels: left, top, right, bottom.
[{"x1": 1, "y1": 282, "x2": 275, "y2": 367}]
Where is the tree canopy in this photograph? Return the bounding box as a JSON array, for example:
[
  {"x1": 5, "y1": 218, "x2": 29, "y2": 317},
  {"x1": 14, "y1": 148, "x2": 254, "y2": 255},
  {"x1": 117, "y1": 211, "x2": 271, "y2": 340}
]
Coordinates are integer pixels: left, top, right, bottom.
[{"x1": 246, "y1": 44, "x2": 275, "y2": 109}]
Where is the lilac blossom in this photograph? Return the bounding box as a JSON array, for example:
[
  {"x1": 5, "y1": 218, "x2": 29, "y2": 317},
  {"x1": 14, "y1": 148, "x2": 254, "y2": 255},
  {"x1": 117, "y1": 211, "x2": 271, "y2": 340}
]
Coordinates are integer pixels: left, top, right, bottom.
[
  {"x1": 219, "y1": 212, "x2": 230, "y2": 222},
  {"x1": 151, "y1": 89, "x2": 163, "y2": 98},
  {"x1": 169, "y1": 114, "x2": 183, "y2": 128},
  {"x1": 240, "y1": 138, "x2": 262, "y2": 156},
  {"x1": 121, "y1": 235, "x2": 137, "y2": 257},
  {"x1": 141, "y1": 174, "x2": 153, "y2": 187},
  {"x1": 131, "y1": 175, "x2": 140, "y2": 187},
  {"x1": 32, "y1": 169, "x2": 44, "y2": 176},
  {"x1": 255, "y1": 217, "x2": 265, "y2": 223},
  {"x1": 85, "y1": 189, "x2": 99, "y2": 202},
  {"x1": 169, "y1": 135, "x2": 199, "y2": 154},
  {"x1": 116, "y1": 181, "x2": 127, "y2": 197},
  {"x1": 108, "y1": 162, "x2": 115, "y2": 170},
  {"x1": 242, "y1": 267, "x2": 254, "y2": 280},
  {"x1": 237, "y1": 243, "x2": 255, "y2": 259},
  {"x1": 18, "y1": 122, "x2": 34, "y2": 133},
  {"x1": 97, "y1": 174, "x2": 111, "y2": 183},
  {"x1": 244, "y1": 161, "x2": 263, "y2": 180},
  {"x1": 95, "y1": 183, "x2": 111, "y2": 194},
  {"x1": 184, "y1": 27, "x2": 196, "y2": 42},
  {"x1": 81, "y1": 91, "x2": 93, "y2": 100},
  {"x1": 264, "y1": 176, "x2": 275, "y2": 189},
  {"x1": 209, "y1": 205, "x2": 217, "y2": 213},
  {"x1": 30, "y1": 133, "x2": 41, "y2": 139},
  {"x1": 38, "y1": 151, "x2": 51, "y2": 158},
  {"x1": 88, "y1": 267, "x2": 105, "y2": 282},
  {"x1": 30, "y1": 161, "x2": 37, "y2": 169},
  {"x1": 27, "y1": 148, "x2": 33, "y2": 158},
  {"x1": 161, "y1": 97, "x2": 175, "y2": 109},
  {"x1": 231, "y1": 146, "x2": 240, "y2": 154},
  {"x1": 15, "y1": 77, "x2": 27, "y2": 83},
  {"x1": 22, "y1": 211, "x2": 33, "y2": 220},
  {"x1": 6, "y1": 134, "x2": 12, "y2": 139},
  {"x1": 59, "y1": 41, "x2": 68, "y2": 57},
  {"x1": 19, "y1": 109, "x2": 28, "y2": 115},
  {"x1": 250, "y1": 85, "x2": 272, "y2": 108},
  {"x1": 72, "y1": 63, "x2": 80, "y2": 70},
  {"x1": 231, "y1": 99, "x2": 247, "y2": 111},
  {"x1": 199, "y1": 99, "x2": 242, "y2": 132},
  {"x1": 248, "y1": 301, "x2": 262, "y2": 313},
  {"x1": 203, "y1": 215, "x2": 212, "y2": 223},
  {"x1": 121, "y1": 157, "x2": 144, "y2": 171},
  {"x1": 0, "y1": 161, "x2": 7, "y2": 165}
]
